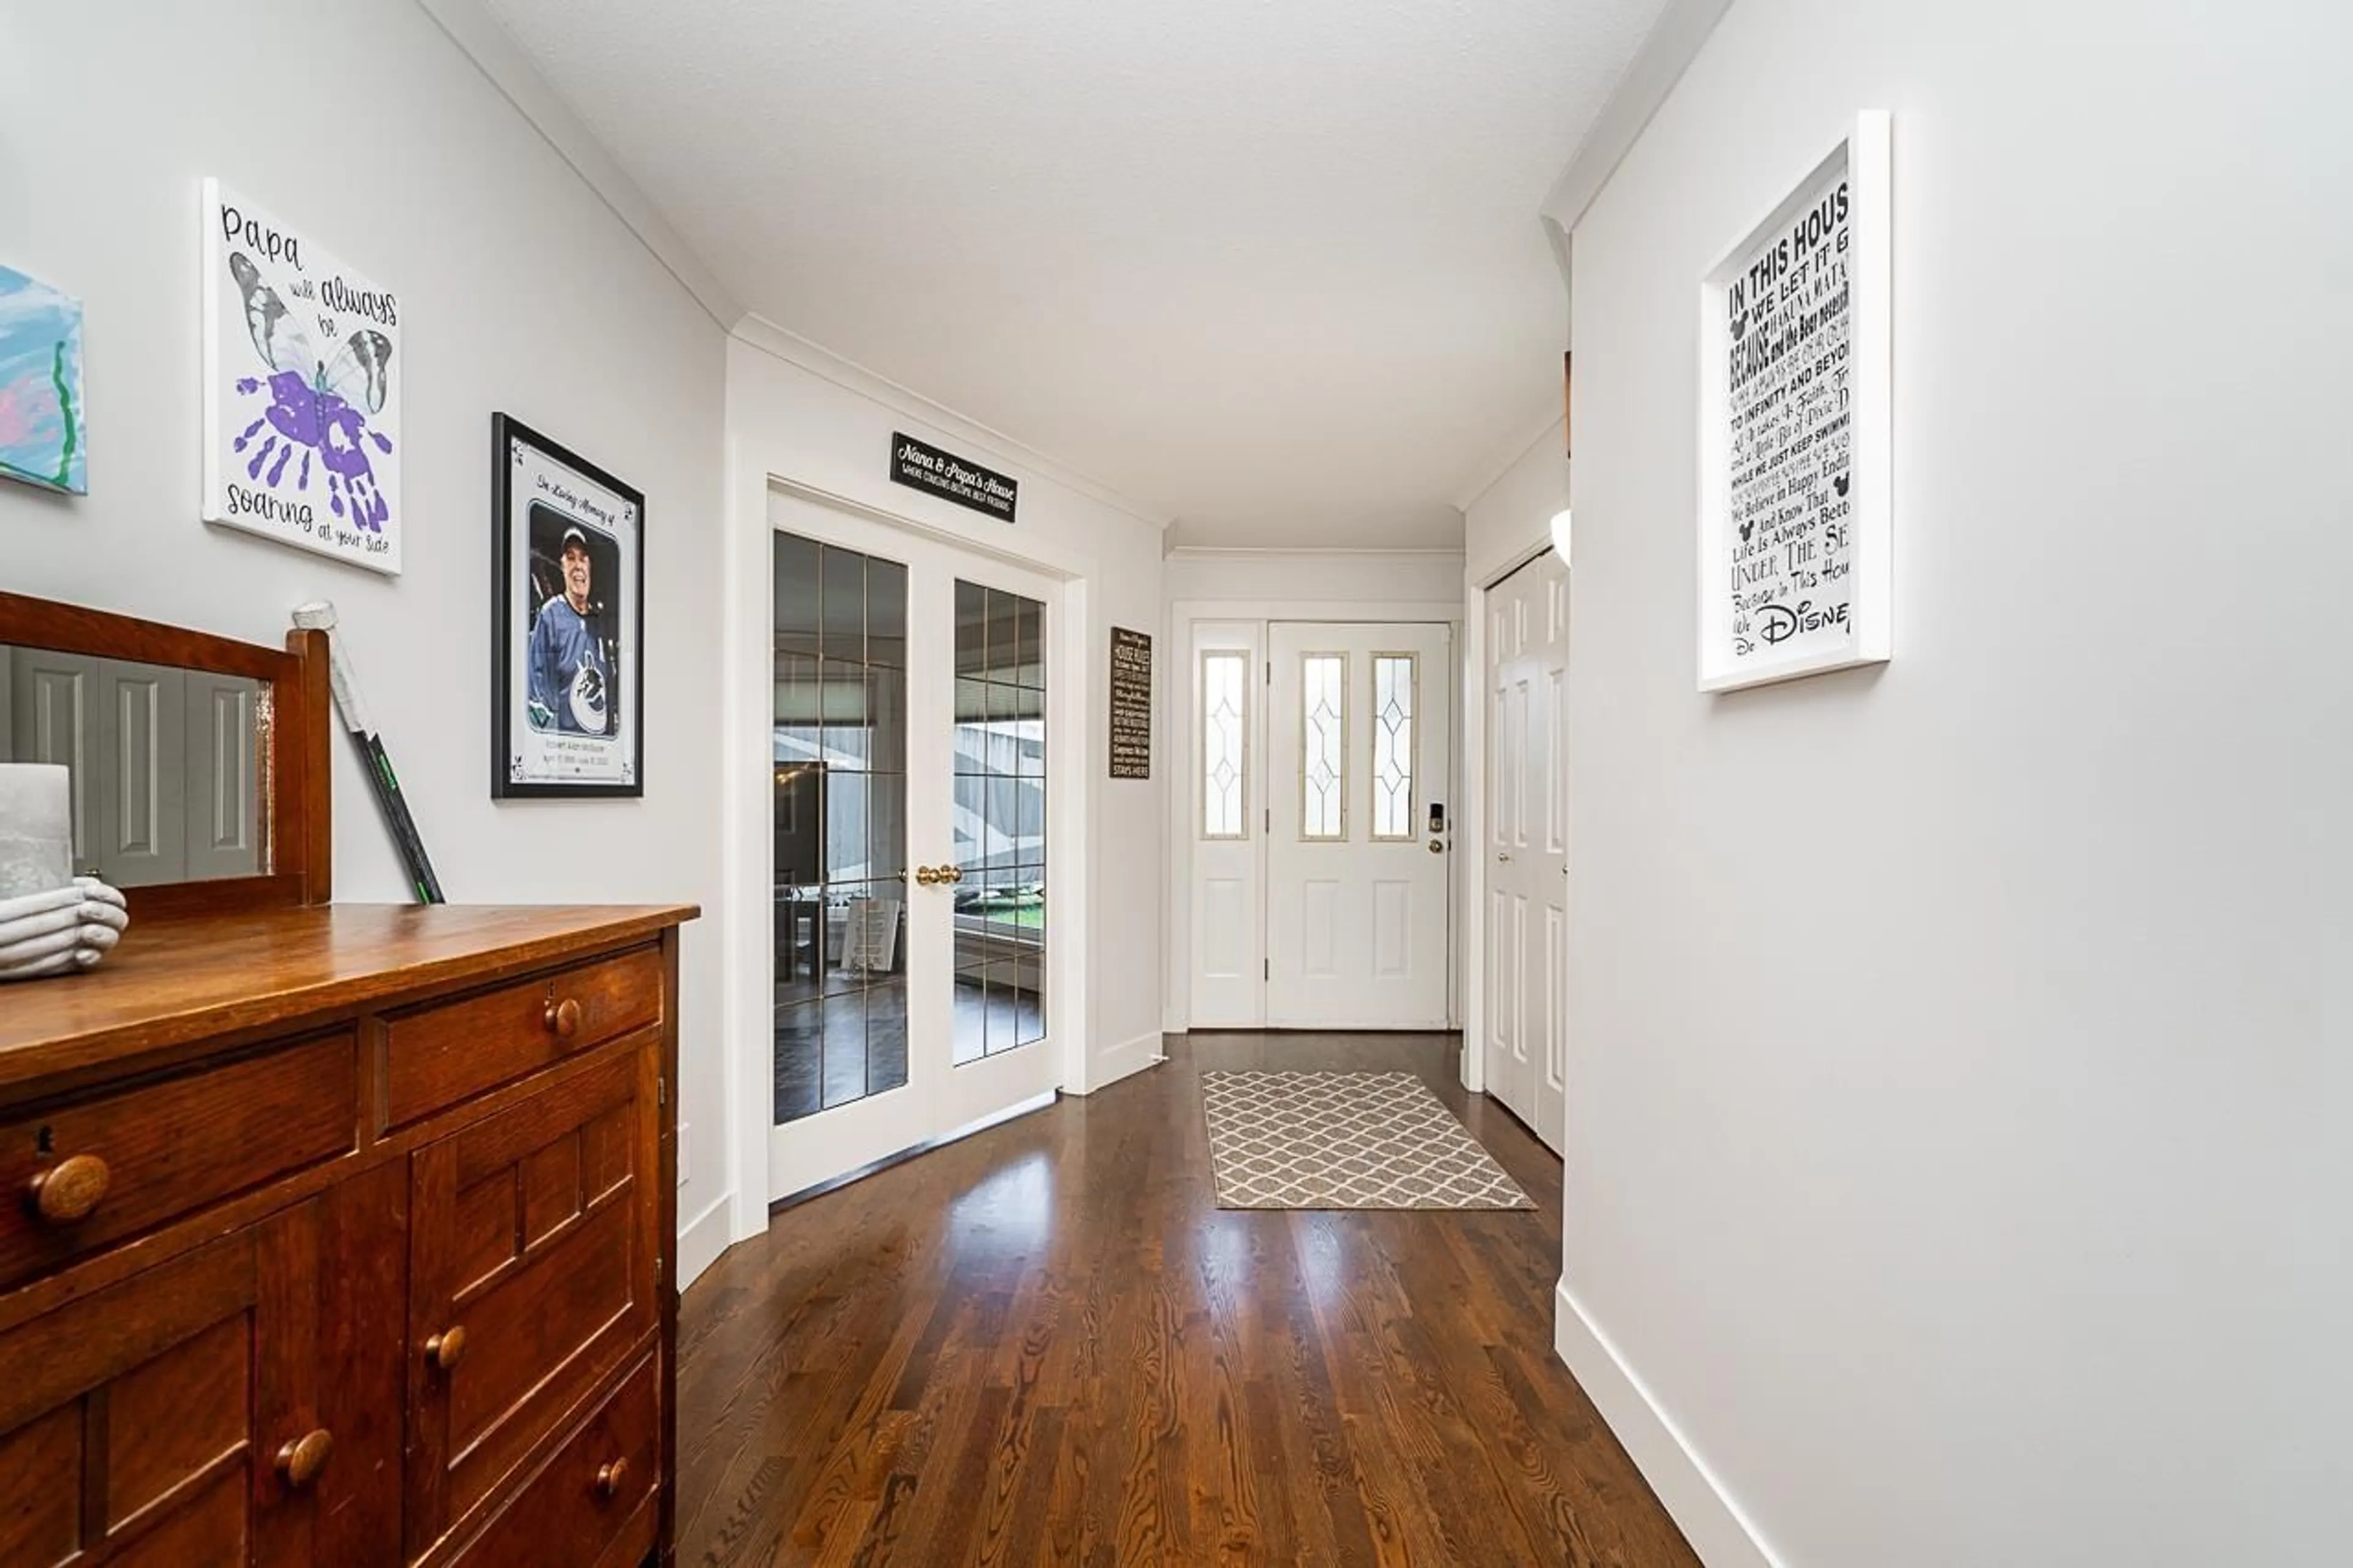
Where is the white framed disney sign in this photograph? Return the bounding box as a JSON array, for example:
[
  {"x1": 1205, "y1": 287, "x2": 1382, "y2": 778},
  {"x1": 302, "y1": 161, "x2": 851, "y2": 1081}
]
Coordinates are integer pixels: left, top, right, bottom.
[{"x1": 1697, "y1": 112, "x2": 1892, "y2": 692}]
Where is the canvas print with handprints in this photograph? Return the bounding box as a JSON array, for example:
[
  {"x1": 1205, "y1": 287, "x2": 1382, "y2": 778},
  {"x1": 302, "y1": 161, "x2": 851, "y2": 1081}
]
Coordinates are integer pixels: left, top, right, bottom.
[
  {"x1": 202, "y1": 179, "x2": 403, "y2": 574},
  {"x1": 0, "y1": 265, "x2": 87, "y2": 496}
]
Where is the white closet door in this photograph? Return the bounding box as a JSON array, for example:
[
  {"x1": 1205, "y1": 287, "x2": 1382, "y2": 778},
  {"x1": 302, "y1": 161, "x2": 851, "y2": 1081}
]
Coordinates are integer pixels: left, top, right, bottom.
[
  {"x1": 184, "y1": 669, "x2": 265, "y2": 882},
  {"x1": 94, "y1": 661, "x2": 187, "y2": 888},
  {"x1": 1483, "y1": 553, "x2": 1568, "y2": 1150},
  {"x1": 9, "y1": 647, "x2": 95, "y2": 866},
  {"x1": 1265, "y1": 622, "x2": 1452, "y2": 1029}
]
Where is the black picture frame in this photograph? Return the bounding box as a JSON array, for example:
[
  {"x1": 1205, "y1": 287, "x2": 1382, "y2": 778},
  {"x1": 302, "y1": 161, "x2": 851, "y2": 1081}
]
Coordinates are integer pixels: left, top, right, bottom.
[{"x1": 490, "y1": 412, "x2": 647, "y2": 799}]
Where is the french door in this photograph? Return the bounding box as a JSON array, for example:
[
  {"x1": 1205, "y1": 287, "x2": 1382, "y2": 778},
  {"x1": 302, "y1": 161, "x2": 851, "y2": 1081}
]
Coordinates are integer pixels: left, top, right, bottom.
[
  {"x1": 1483, "y1": 551, "x2": 1567, "y2": 1151},
  {"x1": 768, "y1": 497, "x2": 1063, "y2": 1200}
]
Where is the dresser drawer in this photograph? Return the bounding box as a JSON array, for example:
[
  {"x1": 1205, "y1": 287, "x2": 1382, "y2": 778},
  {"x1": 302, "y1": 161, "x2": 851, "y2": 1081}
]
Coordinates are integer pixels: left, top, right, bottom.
[
  {"x1": 384, "y1": 945, "x2": 662, "y2": 1129},
  {"x1": 452, "y1": 1355, "x2": 660, "y2": 1568},
  {"x1": 0, "y1": 1034, "x2": 358, "y2": 1290}
]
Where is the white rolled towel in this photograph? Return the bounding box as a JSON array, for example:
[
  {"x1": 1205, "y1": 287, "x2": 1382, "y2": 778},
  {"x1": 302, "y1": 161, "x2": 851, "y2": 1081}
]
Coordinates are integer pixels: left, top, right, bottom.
[{"x1": 0, "y1": 878, "x2": 131, "y2": 982}]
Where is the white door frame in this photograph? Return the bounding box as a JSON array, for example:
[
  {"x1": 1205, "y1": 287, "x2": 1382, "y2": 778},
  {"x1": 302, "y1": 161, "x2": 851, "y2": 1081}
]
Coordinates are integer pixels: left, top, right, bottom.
[
  {"x1": 1163, "y1": 596, "x2": 1464, "y2": 1036},
  {"x1": 724, "y1": 461, "x2": 1101, "y2": 1242},
  {"x1": 1458, "y1": 537, "x2": 1555, "y2": 1094}
]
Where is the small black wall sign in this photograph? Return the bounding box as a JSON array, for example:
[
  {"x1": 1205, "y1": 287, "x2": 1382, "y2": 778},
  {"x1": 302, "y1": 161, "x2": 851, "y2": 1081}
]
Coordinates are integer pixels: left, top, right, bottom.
[
  {"x1": 890, "y1": 432, "x2": 1018, "y2": 521},
  {"x1": 1108, "y1": 627, "x2": 1153, "y2": 781}
]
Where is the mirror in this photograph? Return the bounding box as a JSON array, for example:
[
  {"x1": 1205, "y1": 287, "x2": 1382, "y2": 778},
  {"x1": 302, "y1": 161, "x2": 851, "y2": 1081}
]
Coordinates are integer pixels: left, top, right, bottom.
[{"x1": 0, "y1": 644, "x2": 273, "y2": 887}]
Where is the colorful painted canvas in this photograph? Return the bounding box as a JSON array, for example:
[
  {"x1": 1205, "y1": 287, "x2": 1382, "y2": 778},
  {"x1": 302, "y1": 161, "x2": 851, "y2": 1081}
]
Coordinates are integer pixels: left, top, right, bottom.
[{"x1": 0, "y1": 265, "x2": 86, "y2": 495}]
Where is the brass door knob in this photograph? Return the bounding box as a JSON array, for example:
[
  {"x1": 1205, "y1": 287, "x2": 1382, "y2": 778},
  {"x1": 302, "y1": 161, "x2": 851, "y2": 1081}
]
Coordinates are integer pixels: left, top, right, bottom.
[
  {"x1": 594, "y1": 1458, "x2": 630, "y2": 1500},
  {"x1": 913, "y1": 866, "x2": 937, "y2": 886},
  {"x1": 944, "y1": 866, "x2": 964, "y2": 884},
  {"x1": 544, "y1": 997, "x2": 583, "y2": 1038},
  {"x1": 26, "y1": 1154, "x2": 110, "y2": 1225},
  {"x1": 276, "y1": 1428, "x2": 335, "y2": 1490},
  {"x1": 425, "y1": 1325, "x2": 468, "y2": 1371},
  {"x1": 1427, "y1": 839, "x2": 1446, "y2": 854}
]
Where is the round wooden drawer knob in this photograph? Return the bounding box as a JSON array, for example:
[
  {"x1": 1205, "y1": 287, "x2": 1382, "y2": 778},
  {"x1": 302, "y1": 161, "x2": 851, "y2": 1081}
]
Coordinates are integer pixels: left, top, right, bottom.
[
  {"x1": 544, "y1": 997, "x2": 583, "y2": 1038},
  {"x1": 276, "y1": 1428, "x2": 335, "y2": 1490},
  {"x1": 594, "y1": 1458, "x2": 629, "y2": 1501},
  {"x1": 425, "y1": 1325, "x2": 468, "y2": 1371},
  {"x1": 26, "y1": 1154, "x2": 110, "y2": 1225}
]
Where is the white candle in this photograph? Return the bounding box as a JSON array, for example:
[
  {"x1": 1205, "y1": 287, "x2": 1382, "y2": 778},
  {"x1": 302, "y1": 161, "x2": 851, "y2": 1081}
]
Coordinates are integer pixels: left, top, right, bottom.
[{"x1": 0, "y1": 764, "x2": 73, "y2": 901}]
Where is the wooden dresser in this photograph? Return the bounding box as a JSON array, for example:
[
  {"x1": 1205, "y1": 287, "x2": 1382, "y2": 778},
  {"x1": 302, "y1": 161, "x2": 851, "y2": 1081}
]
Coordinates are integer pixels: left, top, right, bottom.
[{"x1": 0, "y1": 902, "x2": 696, "y2": 1567}]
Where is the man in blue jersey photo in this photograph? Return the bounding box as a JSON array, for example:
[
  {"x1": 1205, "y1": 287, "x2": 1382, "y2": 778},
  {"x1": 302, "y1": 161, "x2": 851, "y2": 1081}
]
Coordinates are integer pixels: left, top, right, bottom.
[{"x1": 526, "y1": 519, "x2": 615, "y2": 736}]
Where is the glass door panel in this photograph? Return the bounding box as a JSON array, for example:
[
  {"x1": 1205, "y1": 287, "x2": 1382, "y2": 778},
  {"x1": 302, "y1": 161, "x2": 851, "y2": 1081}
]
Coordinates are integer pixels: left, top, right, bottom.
[
  {"x1": 773, "y1": 531, "x2": 910, "y2": 1124},
  {"x1": 951, "y1": 579, "x2": 1048, "y2": 1065}
]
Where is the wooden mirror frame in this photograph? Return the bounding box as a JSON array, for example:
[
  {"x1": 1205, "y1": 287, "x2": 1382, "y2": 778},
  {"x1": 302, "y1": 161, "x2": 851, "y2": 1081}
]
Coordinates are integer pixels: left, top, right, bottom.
[{"x1": 0, "y1": 590, "x2": 332, "y2": 920}]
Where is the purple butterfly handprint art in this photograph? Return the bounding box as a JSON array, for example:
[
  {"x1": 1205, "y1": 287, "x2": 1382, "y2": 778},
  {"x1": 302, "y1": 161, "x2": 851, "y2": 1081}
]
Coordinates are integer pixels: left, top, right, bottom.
[
  {"x1": 229, "y1": 252, "x2": 394, "y2": 530},
  {"x1": 202, "y1": 181, "x2": 403, "y2": 574}
]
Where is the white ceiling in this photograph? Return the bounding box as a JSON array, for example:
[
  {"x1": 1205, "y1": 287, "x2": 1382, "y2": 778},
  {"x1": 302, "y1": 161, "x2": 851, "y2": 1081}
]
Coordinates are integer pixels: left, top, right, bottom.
[{"x1": 477, "y1": 0, "x2": 1664, "y2": 547}]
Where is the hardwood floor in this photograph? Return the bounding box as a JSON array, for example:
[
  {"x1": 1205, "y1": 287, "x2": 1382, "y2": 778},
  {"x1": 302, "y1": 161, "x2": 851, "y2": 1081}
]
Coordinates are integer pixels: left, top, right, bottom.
[{"x1": 676, "y1": 1032, "x2": 1699, "y2": 1566}]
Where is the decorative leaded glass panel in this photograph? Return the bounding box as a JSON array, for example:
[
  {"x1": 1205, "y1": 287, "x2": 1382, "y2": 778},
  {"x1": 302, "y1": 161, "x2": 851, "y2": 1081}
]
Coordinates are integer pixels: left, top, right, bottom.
[
  {"x1": 1202, "y1": 651, "x2": 1249, "y2": 839},
  {"x1": 1371, "y1": 653, "x2": 1415, "y2": 840},
  {"x1": 1300, "y1": 653, "x2": 1346, "y2": 841}
]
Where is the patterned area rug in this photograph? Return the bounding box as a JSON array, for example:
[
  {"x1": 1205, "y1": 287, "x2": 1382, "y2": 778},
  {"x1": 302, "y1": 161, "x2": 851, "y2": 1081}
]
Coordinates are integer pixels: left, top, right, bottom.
[{"x1": 1202, "y1": 1070, "x2": 1535, "y2": 1210}]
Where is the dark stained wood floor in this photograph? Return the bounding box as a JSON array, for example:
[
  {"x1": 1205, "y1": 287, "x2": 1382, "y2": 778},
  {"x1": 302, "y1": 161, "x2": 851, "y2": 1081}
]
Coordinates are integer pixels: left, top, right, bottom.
[{"x1": 675, "y1": 1032, "x2": 1699, "y2": 1567}]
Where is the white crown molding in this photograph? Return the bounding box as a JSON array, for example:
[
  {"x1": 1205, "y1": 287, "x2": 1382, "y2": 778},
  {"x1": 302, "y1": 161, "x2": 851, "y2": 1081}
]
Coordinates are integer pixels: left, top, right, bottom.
[
  {"x1": 1452, "y1": 403, "x2": 1567, "y2": 514},
  {"x1": 1540, "y1": 0, "x2": 1737, "y2": 235},
  {"x1": 732, "y1": 313, "x2": 1174, "y2": 531},
  {"x1": 1164, "y1": 545, "x2": 1466, "y2": 563},
  {"x1": 414, "y1": 0, "x2": 743, "y2": 328}
]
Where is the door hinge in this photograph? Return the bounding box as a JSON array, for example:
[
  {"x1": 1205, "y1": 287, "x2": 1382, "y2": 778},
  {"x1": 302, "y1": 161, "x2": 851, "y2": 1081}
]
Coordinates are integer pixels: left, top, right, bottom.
[
  {"x1": 1265, "y1": 660, "x2": 1271, "y2": 684},
  {"x1": 1264, "y1": 807, "x2": 1271, "y2": 833},
  {"x1": 657, "y1": 1076, "x2": 667, "y2": 1107},
  {"x1": 1264, "y1": 958, "x2": 1270, "y2": 980}
]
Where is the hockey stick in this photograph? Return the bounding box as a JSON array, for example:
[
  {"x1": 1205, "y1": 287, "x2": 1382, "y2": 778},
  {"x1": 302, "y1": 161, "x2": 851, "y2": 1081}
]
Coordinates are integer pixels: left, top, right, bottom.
[{"x1": 291, "y1": 601, "x2": 445, "y2": 904}]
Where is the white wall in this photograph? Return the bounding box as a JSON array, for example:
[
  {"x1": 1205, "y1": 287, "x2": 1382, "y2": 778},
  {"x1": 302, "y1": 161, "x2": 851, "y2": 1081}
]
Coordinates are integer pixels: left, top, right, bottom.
[
  {"x1": 0, "y1": 0, "x2": 733, "y2": 1273},
  {"x1": 1560, "y1": 2, "x2": 2353, "y2": 1564},
  {"x1": 1165, "y1": 547, "x2": 1466, "y2": 605},
  {"x1": 722, "y1": 332, "x2": 1167, "y2": 1237}
]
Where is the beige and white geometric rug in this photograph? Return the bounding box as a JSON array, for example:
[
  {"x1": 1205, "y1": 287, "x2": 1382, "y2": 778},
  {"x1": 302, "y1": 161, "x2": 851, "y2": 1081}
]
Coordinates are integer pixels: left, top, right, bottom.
[{"x1": 1201, "y1": 1070, "x2": 1535, "y2": 1210}]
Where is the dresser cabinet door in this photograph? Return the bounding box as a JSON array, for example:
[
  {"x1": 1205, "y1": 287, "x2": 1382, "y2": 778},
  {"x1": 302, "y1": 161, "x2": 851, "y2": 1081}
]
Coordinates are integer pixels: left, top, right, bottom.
[
  {"x1": 0, "y1": 1203, "x2": 327, "y2": 1568},
  {"x1": 404, "y1": 1042, "x2": 659, "y2": 1563}
]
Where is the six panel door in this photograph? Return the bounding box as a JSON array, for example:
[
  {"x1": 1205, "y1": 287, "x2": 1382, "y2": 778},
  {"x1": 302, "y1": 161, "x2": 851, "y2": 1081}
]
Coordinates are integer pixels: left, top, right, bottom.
[
  {"x1": 1483, "y1": 552, "x2": 1568, "y2": 1151},
  {"x1": 404, "y1": 1041, "x2": 660, "y2": 1562}
]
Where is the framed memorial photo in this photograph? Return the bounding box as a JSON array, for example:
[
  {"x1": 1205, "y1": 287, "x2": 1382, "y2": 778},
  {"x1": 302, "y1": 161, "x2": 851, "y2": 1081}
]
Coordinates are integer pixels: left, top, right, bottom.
[
  {"x1": 491, "y1": 414, "x2": 645, "y2": 798},
  {"x1": 1697, "y1": 112, "x2": 1892, "y2": 692}
]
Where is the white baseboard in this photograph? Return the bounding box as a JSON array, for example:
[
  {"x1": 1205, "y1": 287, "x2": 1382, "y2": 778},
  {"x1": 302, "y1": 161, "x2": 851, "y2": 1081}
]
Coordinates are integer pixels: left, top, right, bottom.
[
  {"x1": 1074, "y1": 1029, "x2": 1165, "y2": 1095},
  {"x1": 1554, "y1": 1278, "x2": 1781, "y2": 1568},
  {"x1": 678, "y1": 1193, "x2": 735, "y2": 1291}
]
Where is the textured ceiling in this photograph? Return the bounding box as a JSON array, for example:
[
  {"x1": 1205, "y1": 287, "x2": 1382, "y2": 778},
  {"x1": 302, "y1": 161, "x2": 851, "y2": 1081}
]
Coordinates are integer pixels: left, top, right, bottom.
[{"x1": 479, "y1": 0, "x2": 1662, "y2": 546}]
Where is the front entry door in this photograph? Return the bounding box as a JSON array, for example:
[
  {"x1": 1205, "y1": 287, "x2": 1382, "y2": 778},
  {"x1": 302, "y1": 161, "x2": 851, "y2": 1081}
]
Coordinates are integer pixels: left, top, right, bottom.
[
  {"x1": 768, "y1": 498, "x2": 1063, "y2": 1201},
  {"x1": 1265, "y1": 622, "x2": 1453, "y2": 1029},
  {"x1": 1483, "y1": 552, "x2": 1567, "y2": 1151}
]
